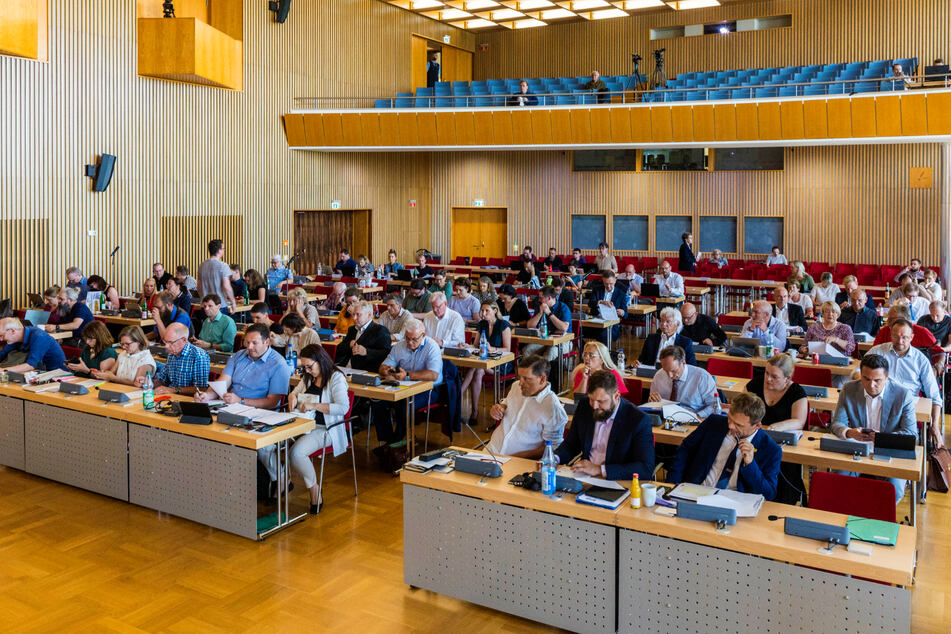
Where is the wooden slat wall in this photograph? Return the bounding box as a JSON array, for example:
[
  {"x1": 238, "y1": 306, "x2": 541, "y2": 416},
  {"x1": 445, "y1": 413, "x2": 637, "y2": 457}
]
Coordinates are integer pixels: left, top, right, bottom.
[
  {"x1": 160, "y1": 215, "x2": 244, "y2": 286},
  {"x1": 0, "y1": 0, "x2": 461, "y2": 306},
  {"x1": 475, "y1": 0, "x2": 950, "y2": 82},
  {"x1": 428, "y1": 145, "x2": 943, "y2": 266}
]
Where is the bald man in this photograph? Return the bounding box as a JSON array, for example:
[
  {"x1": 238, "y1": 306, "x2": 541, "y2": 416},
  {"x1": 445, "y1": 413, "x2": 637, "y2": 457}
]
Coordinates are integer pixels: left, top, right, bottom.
[
  {"x1": 740, "y1": 300, "x2": 788, "y2": 351},
  {"x1": 150, "y1": 322, "x2": 211, "y2": 395},
  {"x1": 680, "y1": 302, "x2": 726, "y2": 347}
]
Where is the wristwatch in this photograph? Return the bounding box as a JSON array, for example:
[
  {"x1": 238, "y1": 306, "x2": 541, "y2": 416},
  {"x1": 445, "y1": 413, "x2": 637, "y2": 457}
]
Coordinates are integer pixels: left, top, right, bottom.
[
  {"x1": 240, "y1": 399, "x2": 245, "y2": 405},
  {"x1": 55, "y1": 325, "x2": 61, "y2": 333}
]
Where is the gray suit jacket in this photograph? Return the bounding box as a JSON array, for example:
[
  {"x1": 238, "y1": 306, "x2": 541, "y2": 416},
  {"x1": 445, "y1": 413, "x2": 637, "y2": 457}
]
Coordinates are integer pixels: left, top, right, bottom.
[{"x1": 831, "y1": 379, "x2": 916, "y2": 438}]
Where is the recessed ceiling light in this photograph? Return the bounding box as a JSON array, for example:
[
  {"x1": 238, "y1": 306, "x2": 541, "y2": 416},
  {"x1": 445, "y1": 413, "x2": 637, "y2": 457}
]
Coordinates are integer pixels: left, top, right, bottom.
[
  {"x1": 667, "y1": 0, "x2": 720, "y2": 9},
  {"x1": 540, "y1": 8, "x2": 576, "y2": 18},
  {"x1": 614, "y1": 0, "x2": 665, "y2": 8}
]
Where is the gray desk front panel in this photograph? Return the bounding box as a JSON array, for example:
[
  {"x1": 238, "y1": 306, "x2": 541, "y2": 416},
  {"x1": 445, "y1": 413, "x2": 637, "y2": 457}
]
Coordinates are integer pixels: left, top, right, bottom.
[
  {"x1": 0, "y1": 395, "x2": 25, "y2": 470},
  {"x1": 403, "y1": 485, "x2": 616, "y2": 634},
  {"x1": 618, "y1": 529, "x2": 911, "y2": 634},
  {"x1": 128, "y1": 424, "x2": 258, "y2": 540},
  {"x1": 23, "y1": 402, "x2": 129, "y2": 501}
]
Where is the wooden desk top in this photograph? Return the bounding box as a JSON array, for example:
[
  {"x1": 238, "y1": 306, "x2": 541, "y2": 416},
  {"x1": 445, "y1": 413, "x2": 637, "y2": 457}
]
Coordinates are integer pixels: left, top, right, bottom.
[
  {"x1": 402, "y1": 453, "x2": 916, "y2": 586},
  {"x1": 49, "y1": 331, "x2": 70, "y2": 340},
  {"x1": 789, "y1": 335, "x2": 875, "y2": 353},
  {"x1": 517, "y1": 332, "x2": 574, "y2": 346},
  {"x1": 96, "y1": 315, "x2": 156, "y2": 327},
  {"x1": 581, "y1": 318, "x2": 620, "y2": 328},
  {"x1": 0, "y1": 383, "x2": 314, "y2": 450},
  {"x1": 346, "y1": 376, "x2": 434, "y2": 402},
  {"x1": 685, "y1": 287, "x2": 710, "y2": 295},
  {"x1": 627, "y1": 305, "x2": 657, "y2": 315},
  {"x1": 445, "y1": 352, "x2": 515, "y2": 371},
  {"x1": 696, "y1": 351, "x2": 859, "y2": 376}
]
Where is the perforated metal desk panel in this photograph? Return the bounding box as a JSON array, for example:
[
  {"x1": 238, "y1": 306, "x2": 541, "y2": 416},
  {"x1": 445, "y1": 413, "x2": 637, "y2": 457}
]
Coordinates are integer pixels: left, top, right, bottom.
[{"x1": 0, "y1": 394, "x2": 25, "y2": 470}]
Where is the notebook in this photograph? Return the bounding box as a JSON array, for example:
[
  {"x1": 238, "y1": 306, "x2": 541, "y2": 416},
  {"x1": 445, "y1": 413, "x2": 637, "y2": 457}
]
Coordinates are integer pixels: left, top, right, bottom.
[
  {"x1": 576, "y1": 486, "x2": 630, "y2": 509},
  {"x1": 846, "y1": 516, "x2": 899, "y2": 546}
]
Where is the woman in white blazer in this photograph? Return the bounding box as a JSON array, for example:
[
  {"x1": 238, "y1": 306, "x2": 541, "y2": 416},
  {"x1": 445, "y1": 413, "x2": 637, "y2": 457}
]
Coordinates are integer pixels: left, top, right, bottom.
[{"x1": 289, "y1": 343, "x2": 351, "y2": 514}]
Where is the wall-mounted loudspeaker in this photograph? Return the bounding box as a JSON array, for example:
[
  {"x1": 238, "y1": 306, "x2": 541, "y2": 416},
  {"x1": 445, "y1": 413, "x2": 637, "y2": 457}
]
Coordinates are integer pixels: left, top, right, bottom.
[
  {"x1": 268, "y1": 0, "x2": 292, "y2": 23},
  {"x1": 85, "y1": 154, "x2": 116, "y2": 192}
]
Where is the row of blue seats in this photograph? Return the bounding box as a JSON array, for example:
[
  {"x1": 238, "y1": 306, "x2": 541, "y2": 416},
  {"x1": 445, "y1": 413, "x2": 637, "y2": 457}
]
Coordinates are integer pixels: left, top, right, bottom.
[
  {"x1": 667, "y1": 58, "x2": 917, "y2": 90},
  {"x1": 642, "y1": 80, "x2": 909, "y2": 103}
]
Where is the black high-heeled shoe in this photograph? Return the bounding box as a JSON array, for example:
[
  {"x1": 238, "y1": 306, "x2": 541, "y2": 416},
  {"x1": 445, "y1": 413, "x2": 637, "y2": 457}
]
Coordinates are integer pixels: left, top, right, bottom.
[{"x1": 309, "y1": 501, "x2": 324, "y2": 514}]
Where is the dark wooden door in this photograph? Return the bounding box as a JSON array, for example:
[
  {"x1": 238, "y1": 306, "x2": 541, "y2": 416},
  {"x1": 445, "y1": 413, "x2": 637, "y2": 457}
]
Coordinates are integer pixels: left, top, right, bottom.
[{"x1": 294, "y1": 210, "x2": 370, "y2": 275}]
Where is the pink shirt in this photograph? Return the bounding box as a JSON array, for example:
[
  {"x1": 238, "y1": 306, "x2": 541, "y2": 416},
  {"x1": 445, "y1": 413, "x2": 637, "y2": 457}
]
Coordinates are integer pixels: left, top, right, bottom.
[{"x1": 589, "y1": 402, "x2": 621, "y2": 476}]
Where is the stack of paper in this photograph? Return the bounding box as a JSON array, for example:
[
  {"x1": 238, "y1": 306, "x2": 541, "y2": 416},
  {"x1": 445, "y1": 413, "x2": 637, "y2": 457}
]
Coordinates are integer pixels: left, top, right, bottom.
[
  {"x1": 218, "y1": 404, "x2": 298, "y2": 426},
  {"x1": 808, "y1": 341, "x2": 844, "y2": 358},
  {"x1": 696, "y1": 489, "x2": 765, "y2": 518}
]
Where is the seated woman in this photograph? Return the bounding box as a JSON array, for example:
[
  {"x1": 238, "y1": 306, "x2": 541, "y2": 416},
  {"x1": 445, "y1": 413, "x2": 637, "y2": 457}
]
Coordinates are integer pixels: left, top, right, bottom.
[
  {"x1": 243, "y1": 268, "x2": 268, "y2": 305},
  {"x1": 706, "y1": 249, "x2": 728, "y2": 269},
  {"x1": 812, "y1": 272, "x2": 840, "y2": 305},
  {"x1": 42, "y1": 285, "x2": 67, "y2": 326},
  {"x1": 428, "y1": 269, "x2": 453, "y2": 298},
  {"x1": 801, "y1": 301, "x2": 856, "y2": 358},
  {"x1": 921, "y1": 268, "x2": 942, "y2": 302},
  {"x1": 570, "y1": 341, "x2": 628, "y2": 396},
  {"x1": 448, "y1": 278, "x2": 481, "y2": 321},
  {"x1": 787, "y1": 261, "x2": 815, "y2": 294},
  {"x1": 91, "y1": 325, "x2": 155, "y2": 386},
  {"x1": 273, "y1": 312, "x2": 322, "y2": 352},
  {"x1": 471, "y1": 276, "x2": 498, "y2": 305},
  {"x1": 497, "y1": 284, "x2": 531, "y2": 327},
  {"x1": 288, "y1": 344, "x2": 351, "y2": 514},
  {"x1": 86, "y1": 275, "x2": 120, "y2": 309},
  {"x1": 744, "y1": 353, "x2": 808, "y2": 505},
  {"x1": 139, "y1": 277, "x2": 158, "y2": 312},
  {"x1": 283, "y1": 287, "x2": 319, "y2": 328},
  {"x1": 66, "y1": 320, "x2": 117, "y2": 376},
  {"x1": 516, "y1": 260, "x2": 540, "y2": 288},
  {"x1": 786, "y1": 280, "x2": 814, "y2": 319},
  {"x1": 460, "y1": 302, "x2": 512, "y2": 427}
]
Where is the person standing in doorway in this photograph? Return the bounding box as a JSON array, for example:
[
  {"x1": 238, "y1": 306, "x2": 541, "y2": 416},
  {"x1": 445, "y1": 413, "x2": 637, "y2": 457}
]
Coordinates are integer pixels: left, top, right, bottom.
[{"x1": 427, "y1": 52, "x2": 440, "y2": 88}]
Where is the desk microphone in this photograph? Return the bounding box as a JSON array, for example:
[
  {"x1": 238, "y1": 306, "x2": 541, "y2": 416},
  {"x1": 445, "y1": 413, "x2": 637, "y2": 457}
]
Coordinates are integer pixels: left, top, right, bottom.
[{"x1": 767, "y1": 515, "x2": 787, "y2": 522}]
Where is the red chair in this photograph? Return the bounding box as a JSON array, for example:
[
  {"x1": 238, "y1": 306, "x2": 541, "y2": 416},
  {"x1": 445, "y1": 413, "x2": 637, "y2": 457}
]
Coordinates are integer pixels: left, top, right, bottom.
[
  {"x1": 308, "y1": 391, "x2": 359, "y2": 507},
  {"x1": 835, "y1": 262, "x2": 857, "y2": 278},
  {"x1": 808, "y1": 471, "x2": 896, "y2": 522},
  {"x1": 621, "y1": 378, "x2": 643, "y2": 405},
  {"x1": 471, "y1": 257, "x2": 488, "y2": 266},
  {"x1": 717, "y1": 314, "x2": 748, "y2": 327},
  {"x1": 488, "y1": 258, "x2": 506, "y2": 267},
  {"x1": 707, "y1": 358, "x2": 754, "y2": 380},
  {"x1": 61, "y1": 345, "x2": 81, "y2": 359},
  {"x1": 791, "y1": 366, "x2": 833, "y2": 387},
  {"x1": 640, "y1": 257, "x2": 658, "y2": 273},
  {"x1": 449, "y1": 257, "x2": 466, "y2": 265}
]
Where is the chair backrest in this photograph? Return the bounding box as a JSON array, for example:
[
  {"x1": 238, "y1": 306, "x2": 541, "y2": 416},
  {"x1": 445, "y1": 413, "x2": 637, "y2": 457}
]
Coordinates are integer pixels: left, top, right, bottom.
[
  {"x1": 621, "y1": 378, "x2": 643, "y2": 405},
  {"x1": 791, "y1": 365, "x2": 833, "y2": 387},
  {"x1": 717, "y1": 314, "x2": 748, "y2": 327},
  {"x1": 707, "y1": 357, "x2": 754, "y2": 379},
  {"x1": 808, "y1": 471, "x2": 896, "y2": 522}
]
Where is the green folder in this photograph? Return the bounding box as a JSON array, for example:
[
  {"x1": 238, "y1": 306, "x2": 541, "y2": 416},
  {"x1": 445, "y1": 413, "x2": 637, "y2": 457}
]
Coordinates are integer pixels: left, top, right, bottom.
[{"x1": 846, "y1": 516, "x2": 899, "y2": 546}]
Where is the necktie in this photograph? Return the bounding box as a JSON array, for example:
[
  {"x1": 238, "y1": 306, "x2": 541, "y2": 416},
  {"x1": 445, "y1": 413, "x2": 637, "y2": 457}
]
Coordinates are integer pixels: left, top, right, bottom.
[
  {"x1": 670, "y1": 379, "x2": 680, "y2": 402},
  {"x1": 716, "y1": 440, "x2": 739, "y2": 489}
]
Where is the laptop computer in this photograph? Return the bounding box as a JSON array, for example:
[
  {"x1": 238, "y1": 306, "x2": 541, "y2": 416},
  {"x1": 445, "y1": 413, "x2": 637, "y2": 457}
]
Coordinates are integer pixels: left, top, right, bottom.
[
  {"x1": 23, "y1": 309, "x2": 51, "y2": 326},
  {"x1": 640, "y1": 282, "x2": 660, "y2": 298},
  {"x1": 0, "y1": 298, "x2": 11, "y2": 319},
  {"x1": 397, "y1": 269, "x2": 413, "y2": 281},
  {"x1": 26, "y1": 293, "x2": 45, "y2": 309},
  {"x1": 873, "y1": 432, "x2": 916, "y2": 460},
  {"x1": 730, "y1": 336, "x2": 761, "y2": 350}
]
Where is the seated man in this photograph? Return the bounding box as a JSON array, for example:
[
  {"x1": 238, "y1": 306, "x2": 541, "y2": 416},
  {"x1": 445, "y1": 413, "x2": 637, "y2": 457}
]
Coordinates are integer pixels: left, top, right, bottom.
[
  {"x1": 44, "y1": 286, "x2": 94, "y2": 344},
  {"x1": 554, "y1": 370, "x2": 655, "y2": 480},
  {"x1": 372, "y1": 319, "x2": 442, "y2": 445},
  {"x1": 541, "y1": 247, "x2": 563, "y2": 271},
  {"x1": 506, "y1": 80, "x2": 539, "y2": 107},
  {"x1": 150, "y1": 322, "x2": 210, "y2": 396},
  {"x1": 523, "y1": 286, "x2": 572, "y2": 362},
  {"x1": 195, "y1": 323, "x2": 292, "y2": 491},
  {"x1": 680, "y1": 302, "x2": 725, "y2": 347},
  {"x1": 247, "y1": 302, "x2": 283, "y2": 335},
  {"x1": 175, "y1": 265, "x2": 198, "y2": 294},
  {"x1": 648, "y1": 346, "x2": 719, "y2": 419},
  {"x1": 333, "y1": 287, "x2": 362, "y2": 335},
  {"x1": 377, "y1": 293, "x2": 411, "y2": 341},
  {"x1": 266, "y1": 255, "x2": 293, "y2": 294},
  {"x1": 831, "y1": 353, "x2": 916, "y2": 502},
  {"x1": 893, "y1": 281, "x2": 930, "y2": 322},
  {"x1": 487, "y1": 354, "x2": 568, "y2": 458},
  {"x1": 585, "y1": 269, "x2": 628, "y2": 345},
  {"x1": 652, "y1": 260, "x2": 685, "y2": 297},
  {"x1": 771, "y1": 287, "x2": 807, "y2": 336},
  {"x1": 422, "y1": 292, "x2": 465, "y2": 348},
  {"x1": 150, "y1": 291, "x2": 193, "y2": 341},
  {"x1": 194, "y1": 294, "x2": 237, "y2": 352},
  {"x1": 866, "y1": 319, "x2": 943, "y2": 447},
  {"x1": 581, "y1": 70, "x2": 610, "y2": 104},
  {"x1": 550, "y1": 275, "x2": 575, "y2": 310},
  {"x1": 0, "y1": 317, "x2": 67, "y2": 372},
  {"x1": 895, "y1": 258, "x2": 925, "y2": 282},
  {"x1": 872, "y1": 304, "x2": 935, "y2": 348},
  {"x1": 333, "y1": 249, "x2": 357, "y2": 274},
  {"x1": 415, "y1": 253, "x2": 435, "y2": 278},
  {"x1": 918, "y1": 300, "x2": 951, "y2": 372},
  {"x1": 740, "y1": 300, "x2": 788, "y2": 351},
  {"x1": 834, "y1": 275, "x2": 874, "y2": 309},
  {"x1": 320, "y1": 282, "x2": 347, "y2": 312},
  {"x1": 152, "y1": 262, "x2": 173, "y2": 291},
  {"x1": 638, "y1": 307, "x2": 697, "y2": 366},
  {"x1": 617, "y1": 263, "x2": 643, "y2": 299},
  {"x1": 839, "y1": 289, "x2": 881, "y2": 338},
  {"x1": 667, "y1": 392, "x2": 781, "y2": 500},
  {"x1": 402, "y1": 279, "x2": 432, "y2": 316},
  {"x1": 335, "y1": 300, "x2": 392, "y2": 371}
]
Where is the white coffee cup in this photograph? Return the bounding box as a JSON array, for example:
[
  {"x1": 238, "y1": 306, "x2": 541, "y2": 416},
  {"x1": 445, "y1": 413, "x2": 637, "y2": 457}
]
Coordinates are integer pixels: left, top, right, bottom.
[{"x1": 641, "y1": 483, "x2": 657, "y2": 507}]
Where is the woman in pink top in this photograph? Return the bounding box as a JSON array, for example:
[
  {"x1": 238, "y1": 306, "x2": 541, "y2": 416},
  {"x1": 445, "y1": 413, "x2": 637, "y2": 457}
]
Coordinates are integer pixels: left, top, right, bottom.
[{"x1": 571, "y1": 342, "x2": 628, "y2": 395}]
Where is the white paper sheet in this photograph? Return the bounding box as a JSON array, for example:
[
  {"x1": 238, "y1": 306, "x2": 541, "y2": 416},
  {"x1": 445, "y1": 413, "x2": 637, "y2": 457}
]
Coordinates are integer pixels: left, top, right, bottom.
[
  {"x1": 208, "y1": 379, "x2": 230, "y2": 396},
  {"x1": 697, "y1": 489, "x2": 764, "y2": 518},
  {"x1": 597, "y1": 302, "x2": 619, "y2": 321},
  {"x1": 807, "y1": 341, "x2": 844, "y2": 357}
]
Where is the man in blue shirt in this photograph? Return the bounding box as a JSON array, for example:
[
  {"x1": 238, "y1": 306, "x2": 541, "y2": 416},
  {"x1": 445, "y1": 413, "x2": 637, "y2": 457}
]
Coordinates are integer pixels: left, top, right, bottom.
[
  {"x1": 150, "y1": 291, "x2": 193, "y2": 341},
  {"x1": 838, "y1": 289, "x2": 880, "y2": 338},
  {"x1": 524, "y1": 286, "x2": 572, "y2": 363},
  {"x1": 196, "y1": 323, "x2": 293, "y2": 490},
  {"x1": 265, "y1": 255, "x2": 293, "y2": 292},
  {"x1": 66, "y1": 266, "x2": 89, "y2": 302},
  {"x1": 371, "y1": 318, "x2": 443, "y2": 445},
  {"x1": 585, "y1": 269, "x2": 629, "y2": 345},
  {"x1": 0, "y1": 318, "x2": 67, "y2": 372},
  {"x1": 334, "y1": 249, "x2": 357, "y2": 275},
  {"x1": 151, "y1": 323, "x2": 210, "y2": 396},
  {"x1": 741, "y1": 300, "x2": 788, "y2": 351},
  {"x1": 44, "y1": 286, "x2": 94, "y2": 344}
]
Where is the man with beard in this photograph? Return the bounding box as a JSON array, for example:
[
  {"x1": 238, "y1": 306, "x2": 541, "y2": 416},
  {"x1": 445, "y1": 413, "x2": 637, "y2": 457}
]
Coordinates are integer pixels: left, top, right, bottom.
[
  {"x1": 150, "y1": 291, "x2": 194, "y2": 341},
  {"x1": 554, "y1": 370, "x2": 655, "y2": 480}
]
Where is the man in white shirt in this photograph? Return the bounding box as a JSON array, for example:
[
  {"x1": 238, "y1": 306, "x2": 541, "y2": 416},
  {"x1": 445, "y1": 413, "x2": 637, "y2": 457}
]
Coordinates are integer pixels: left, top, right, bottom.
[
  {"x1": 377, "y1": 293, "x2": 411, "y2": 341},
  {"x1": 647, "y1": 346, "x2": 720, "y2": 419},
  {"x1": 487, "y1": 355, "x2": 568, "y2": 458},
  {"x1": 652, "y1": 261, "x2": 685, "y2": 297},
  {"x1": 422, "y1": 292, "x2": 465, "y2": 348}
]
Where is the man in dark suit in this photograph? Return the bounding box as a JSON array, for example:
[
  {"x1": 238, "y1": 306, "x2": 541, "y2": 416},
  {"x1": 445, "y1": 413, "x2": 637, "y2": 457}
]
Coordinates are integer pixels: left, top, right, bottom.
[
  {"x1": 585, "y1": 269, "x2": 629, "y2": 345},
  {"x1": 555, "y1": 370, "x2": 655, "y2": 481},
  {"x1": 638, "y1": 307, "x2": 697, "y2": 366},
  {"x1": 771, "y1": 287, "x2": 807, "y2": 334},
  {"x1": 507, "y1": 80, "x2": 539, "y2": 107},
  {"x1": 334, "y1": 300, "x2": 392, "y2": 372},
  {"x1": 426, "y1": 52, "x2": 439, "y2": 88},
  {"x1": 838, "y1": 289, "x2": 881, "y2": 338},
  {"x1": 680, "y1": 302, "x2": 726, "y2": 346},
  {"x1": 667, "y1": 392, "x2": 781, "y2": 500}
]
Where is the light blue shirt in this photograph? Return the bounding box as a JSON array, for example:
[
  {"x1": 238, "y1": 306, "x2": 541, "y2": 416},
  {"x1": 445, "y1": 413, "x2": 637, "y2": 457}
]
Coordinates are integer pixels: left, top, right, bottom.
[
  {"x1": 222, "y1": 346, "x2": 292, "y2": 400},
  {"x1": 866, "y1": 343, "x2": 941, "y2": 405},
  {"x1": 649, "y1": 364, "x2": 720, "y2": 418},
  {"x1": 383, "y1": 336, "x2": 443, "y2": 385},
  {"x1": 266, "y1": 266, "x2": 293, "y2": 291},
  {"x1": 741, "y1": 317, "x2": 788, "y2": 351},
  {"x1": 652, "y1": 272, "x2": 685, "y2": 297}
]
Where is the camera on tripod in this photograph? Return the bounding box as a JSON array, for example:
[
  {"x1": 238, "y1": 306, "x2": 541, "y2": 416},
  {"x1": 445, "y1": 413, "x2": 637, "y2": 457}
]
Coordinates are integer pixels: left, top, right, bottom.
[
  {"x1": 654, "y1": 48, "x2": 666, "y2": 63},
  {"x1": 632, "y1": 53, "x2": 642, "y2": 64}
]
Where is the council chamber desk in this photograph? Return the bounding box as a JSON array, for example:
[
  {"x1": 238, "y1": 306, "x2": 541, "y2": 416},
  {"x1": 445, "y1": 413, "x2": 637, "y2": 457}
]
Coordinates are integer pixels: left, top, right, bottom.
[
  {"x1": 0, "y1": 382, "x2": 314, "y2": 540},
  {"x1": 402, "y1": 454, "x2": 916, "y2": 634}
]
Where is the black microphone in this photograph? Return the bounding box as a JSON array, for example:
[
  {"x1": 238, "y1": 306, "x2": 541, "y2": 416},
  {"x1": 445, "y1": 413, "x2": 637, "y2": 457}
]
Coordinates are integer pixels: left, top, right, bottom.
[
  {"x1": 109, "y1": 245, "x2": 120, "y2": 257},
  {"x1": 767, "y1": 515, "x2": 786, "y2": 521}
]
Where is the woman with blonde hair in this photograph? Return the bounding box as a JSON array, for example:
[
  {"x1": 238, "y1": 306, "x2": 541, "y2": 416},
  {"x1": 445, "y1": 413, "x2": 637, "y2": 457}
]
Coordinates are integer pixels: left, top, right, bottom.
[
  {"x1": 571, "y1": 341, "x2": 629, "y2": 395},
  {"x1": 284, "y1": 286, "x2": 319, "y2": 328},
  {"x1": 787, "y1": 261, "x2": 815, "y2": 293}
]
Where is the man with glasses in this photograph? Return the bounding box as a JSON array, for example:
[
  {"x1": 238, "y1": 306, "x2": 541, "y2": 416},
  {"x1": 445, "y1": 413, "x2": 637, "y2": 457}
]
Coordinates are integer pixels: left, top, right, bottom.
[
  {"x1": 0, "y1": 317, "x2": 67, "y2": 373},
  {"x1": 266, "y1": 254, "x2": 293, "y2": 293},
  {"x1": 150, "y1": 323, "x2": 210, "y2": 396}
]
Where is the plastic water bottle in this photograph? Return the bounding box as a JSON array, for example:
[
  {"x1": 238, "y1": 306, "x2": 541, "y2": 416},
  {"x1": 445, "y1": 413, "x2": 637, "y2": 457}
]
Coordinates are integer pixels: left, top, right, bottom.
[
  {"x1": 479, "y1": 332, "x2": 488, "y2": 360},
  {"x1": 541, "y1": 441, "x2": 557, "y2": 496},
  {"x1": 539, "y1": 312, "x2": 548, "y2": 338},
  {"x1": 142, "y1": 371, "x2": 154, "y2": 410},
  {"x1": 286, "y1": 342, "x2": 297, "y2": 373},
  {"x1": 713, "y1": 390, "x2": 723, "y2": 414},
  {"x1": 617, "y1": 349, "x2": 626, "y2": 372}
]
